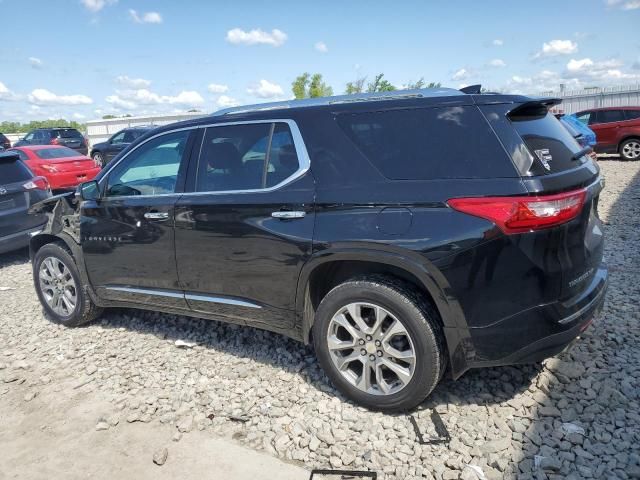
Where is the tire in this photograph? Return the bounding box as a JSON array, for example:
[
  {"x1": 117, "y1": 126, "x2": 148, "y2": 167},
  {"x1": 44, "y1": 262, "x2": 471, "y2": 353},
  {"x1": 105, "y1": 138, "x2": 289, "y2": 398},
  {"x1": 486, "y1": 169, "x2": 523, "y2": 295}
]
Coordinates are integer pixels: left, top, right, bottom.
[
  {"x1": 91, "y1": 151, "x2": 105, "y2": 168},
  {"x1": 313, "y1": 276, "x2": 446, "y2": 412},
  {"x1": 33, "y1": 242, "x2": 102, "y2": 327},
  {"x1": 619, "y1": 138, "x2": 640, "y2": 161}
]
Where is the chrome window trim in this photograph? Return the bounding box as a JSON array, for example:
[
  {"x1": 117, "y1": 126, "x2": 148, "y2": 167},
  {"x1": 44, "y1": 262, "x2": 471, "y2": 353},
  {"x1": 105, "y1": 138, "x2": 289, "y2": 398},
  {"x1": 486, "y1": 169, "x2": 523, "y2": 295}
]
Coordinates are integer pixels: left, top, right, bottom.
[{"x1": 98, "y1": 119, "x2": 311, "y2": 199}]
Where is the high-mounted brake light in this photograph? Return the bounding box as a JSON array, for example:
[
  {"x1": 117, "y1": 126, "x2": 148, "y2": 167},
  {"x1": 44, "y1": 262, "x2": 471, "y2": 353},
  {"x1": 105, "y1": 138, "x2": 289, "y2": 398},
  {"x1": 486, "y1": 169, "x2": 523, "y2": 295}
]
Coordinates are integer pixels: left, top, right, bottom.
[
  {"x1": 448, "y1": 189, "x2": 587, "y2": 234},
  {"x1": 23, "y1": 176, "x2": 50, "y2": 191},
  {"x1": 50, "y1": 138, "x2": 60, "y2": 145}
]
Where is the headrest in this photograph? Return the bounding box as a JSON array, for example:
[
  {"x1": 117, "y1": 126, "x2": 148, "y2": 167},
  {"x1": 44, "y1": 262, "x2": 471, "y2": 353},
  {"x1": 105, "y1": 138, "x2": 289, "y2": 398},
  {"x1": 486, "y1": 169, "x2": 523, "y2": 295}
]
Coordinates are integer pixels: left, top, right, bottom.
[
  {"x1": 277, "y1": 144, "x2": 298, "y2": 170},
  {"x1": 208, "y1": 142, "x2": 241, "y2": 170}
]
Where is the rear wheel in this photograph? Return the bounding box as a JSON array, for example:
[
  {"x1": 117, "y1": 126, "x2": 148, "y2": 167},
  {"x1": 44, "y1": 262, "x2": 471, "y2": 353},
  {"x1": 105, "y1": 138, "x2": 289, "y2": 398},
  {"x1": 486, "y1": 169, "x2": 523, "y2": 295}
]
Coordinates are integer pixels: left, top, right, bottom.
[
  {"x1": 33, "y1": 243, "x2": 102, "y2": 327},
  {"x1": 313, "y1": 276, "x2": 446, "y2": 412},
  {"x1": 92, "y1": 151, "x2": 105, "y2": 168},
  {"x1": 620, "y1": 138, "x2": 640, "y2": 161}
]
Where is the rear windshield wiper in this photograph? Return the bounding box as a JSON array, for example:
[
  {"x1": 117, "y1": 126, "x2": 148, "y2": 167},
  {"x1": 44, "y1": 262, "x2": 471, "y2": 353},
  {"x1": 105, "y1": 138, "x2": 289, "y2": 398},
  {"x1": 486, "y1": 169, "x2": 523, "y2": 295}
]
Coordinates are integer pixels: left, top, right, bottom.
[{"x1": 572, "y1": 146, "x2": 593, "y2": 161}]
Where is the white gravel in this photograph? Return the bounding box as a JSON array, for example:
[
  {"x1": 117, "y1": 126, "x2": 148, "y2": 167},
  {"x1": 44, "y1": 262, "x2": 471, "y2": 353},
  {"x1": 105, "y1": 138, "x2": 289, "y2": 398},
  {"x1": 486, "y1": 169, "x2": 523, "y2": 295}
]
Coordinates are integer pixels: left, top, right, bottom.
[{"x1": 1, "y1": 160, "x2": 639, "y2": 480}]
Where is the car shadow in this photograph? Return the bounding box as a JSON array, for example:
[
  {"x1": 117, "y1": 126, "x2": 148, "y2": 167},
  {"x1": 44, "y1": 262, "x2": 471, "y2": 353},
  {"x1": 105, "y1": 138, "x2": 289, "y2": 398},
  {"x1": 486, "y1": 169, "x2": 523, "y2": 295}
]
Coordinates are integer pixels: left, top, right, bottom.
[{"x1": 0, "y1": 247, "x2": 30, "y2": 269}]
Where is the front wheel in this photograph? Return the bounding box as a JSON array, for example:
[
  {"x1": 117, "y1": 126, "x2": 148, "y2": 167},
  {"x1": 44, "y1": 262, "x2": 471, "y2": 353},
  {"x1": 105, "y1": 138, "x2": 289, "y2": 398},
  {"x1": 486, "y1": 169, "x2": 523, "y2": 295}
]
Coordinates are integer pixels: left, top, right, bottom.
[
  {"x1": 313, "y1": 277, "x2": 446, "y2": 412},
  {"x1": 620, "y1": 138, "x2": 640, "y2": 161},
  {"x1": 33, "y1": 243, "x2": 102, "y2": 327}
]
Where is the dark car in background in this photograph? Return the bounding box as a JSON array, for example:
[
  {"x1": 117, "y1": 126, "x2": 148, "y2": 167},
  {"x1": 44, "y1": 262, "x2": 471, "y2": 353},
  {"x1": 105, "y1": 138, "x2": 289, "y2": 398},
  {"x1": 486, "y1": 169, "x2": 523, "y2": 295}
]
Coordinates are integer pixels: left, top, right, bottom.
[
  {"x1": 575, "y1": 107, "x2": 640, "y2": 160},
  {"x1": 90, "y1": 126, "x2": 154, "y2": 167},
  {"x1": 0, "y1": 152, "x2": 50, "y2": 254},
  {"x1": 14, "y1": 128, "x2": 89, "y2": 156},
  {"x1": 29, "y1": 89, "x2": 607, "y2": 411},
  {"x1": 0, "y1": 133, "x2": 11, "y2": 150}
]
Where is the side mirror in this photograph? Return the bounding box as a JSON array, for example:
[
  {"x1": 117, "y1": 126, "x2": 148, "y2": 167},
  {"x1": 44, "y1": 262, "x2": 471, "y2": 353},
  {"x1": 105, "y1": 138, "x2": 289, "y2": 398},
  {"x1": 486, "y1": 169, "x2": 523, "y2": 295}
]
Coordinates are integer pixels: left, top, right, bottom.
[{"x1": 78, "y1": 180, "x2": 100, "y2": 201}]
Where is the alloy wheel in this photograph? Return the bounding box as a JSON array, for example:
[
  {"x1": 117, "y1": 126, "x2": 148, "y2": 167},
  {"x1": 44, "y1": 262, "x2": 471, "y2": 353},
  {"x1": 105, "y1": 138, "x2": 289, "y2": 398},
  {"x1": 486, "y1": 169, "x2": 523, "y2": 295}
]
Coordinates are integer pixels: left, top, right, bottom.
[
  {"x1": 622, "y1": 141, "x2": 640, "y2": 160},
  {"x1": 326, "y1": 302, "x2": 416, "y2": 395},
  {"x1": 39, "y1": 257, "x2": 77, "y2": 316}
]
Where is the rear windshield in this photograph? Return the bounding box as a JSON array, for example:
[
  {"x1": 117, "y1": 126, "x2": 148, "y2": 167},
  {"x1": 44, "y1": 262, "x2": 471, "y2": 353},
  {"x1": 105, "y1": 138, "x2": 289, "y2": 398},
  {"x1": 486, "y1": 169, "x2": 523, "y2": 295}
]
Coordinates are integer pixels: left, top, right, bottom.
[
  {"x1": 510, "y1": 108, "x2": 582, "y2": 173},
  {"x1": 0, "y1": 159, "x2": 32, "y2": 184},
  {"x1": 336, "y1": 106, "x2": 516, "y2": 180},
  {"x1": 34, "y1": 147, "x2": 80, "y2": 159},
  {"x1": 53, "y1": 129, "x2": 83, "y2": 138}
]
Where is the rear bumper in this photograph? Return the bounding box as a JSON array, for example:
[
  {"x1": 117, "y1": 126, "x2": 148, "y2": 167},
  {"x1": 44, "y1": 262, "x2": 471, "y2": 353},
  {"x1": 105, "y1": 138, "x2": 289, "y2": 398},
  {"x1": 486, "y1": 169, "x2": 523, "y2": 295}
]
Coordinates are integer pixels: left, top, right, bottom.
[
  {"x1": 451, "y1": 266, "x2": 607, "y2": 377},
  {"x1": 48, "y1": 168, "x2": 101, "y2": 190},
  {"x1": 0, "y1": 225, "x2": 44, "y2": 254}
]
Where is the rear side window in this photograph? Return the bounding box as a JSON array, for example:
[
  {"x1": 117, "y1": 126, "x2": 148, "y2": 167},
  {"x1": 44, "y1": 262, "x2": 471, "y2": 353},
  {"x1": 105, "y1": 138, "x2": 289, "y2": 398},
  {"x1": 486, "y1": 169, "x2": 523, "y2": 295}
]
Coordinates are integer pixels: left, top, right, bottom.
[
  {"x1": 336, "y1": 106, "x2": 515, "y2": 180},
  {"x1": 0, "y1": 159, "x2": 32, "y2": 184},
  {"x1": 510, "y1": 107, "x2": 581, "y2": 173},
  {"x1": 624, "y1": 110, "x2": 640, "y2": 121},
  {"x1": 596, "y1": 110, "x2": 625, "y2": 124},
  {"x1": 196, "y1": 122, "x2": 301, "y2": 192}
]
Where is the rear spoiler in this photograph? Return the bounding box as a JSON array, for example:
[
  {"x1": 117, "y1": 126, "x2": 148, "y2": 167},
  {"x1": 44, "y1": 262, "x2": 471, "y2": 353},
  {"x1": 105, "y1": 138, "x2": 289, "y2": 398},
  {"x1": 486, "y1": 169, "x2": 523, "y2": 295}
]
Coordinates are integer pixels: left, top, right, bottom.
[
  {"x1": 508, "y1": 97, "x2": 563, "y2": 118},
  {"x1": 0, "y1": 151, "x2": 19, "y2": 162}
]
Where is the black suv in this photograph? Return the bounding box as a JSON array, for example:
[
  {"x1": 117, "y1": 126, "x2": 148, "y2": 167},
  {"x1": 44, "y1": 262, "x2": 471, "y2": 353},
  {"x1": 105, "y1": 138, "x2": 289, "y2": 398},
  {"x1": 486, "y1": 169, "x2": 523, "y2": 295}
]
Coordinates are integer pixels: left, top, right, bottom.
[
  {"x1": 29, "y1": 89, "x2": 607, "y2": 411},
  {"x1": 14, "y1": 128, "x2": 88, "y2": 156},
  {"x1": 90, "y1": 126, "x2": 155, "y2": 167}
]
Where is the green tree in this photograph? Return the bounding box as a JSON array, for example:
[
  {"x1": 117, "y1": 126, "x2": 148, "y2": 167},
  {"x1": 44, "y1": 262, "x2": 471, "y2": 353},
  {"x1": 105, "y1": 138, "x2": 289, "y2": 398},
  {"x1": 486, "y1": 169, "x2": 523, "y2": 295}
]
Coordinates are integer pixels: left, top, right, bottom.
[
  {"x1": 406, "y1": 78, "x2": 441, "y2": 89},
  {"x1": 345, "y1": 76, "x2": 367, "y2": 94},
  {"x1": 292, "y1": 72, "x2": 333, "y2": 99},
  {"x1": 0, "y1": 119, "x2": 85, "y2": 134},
  {"x1": 367, "y1": 73, "x2": 396, "y2": 93}
]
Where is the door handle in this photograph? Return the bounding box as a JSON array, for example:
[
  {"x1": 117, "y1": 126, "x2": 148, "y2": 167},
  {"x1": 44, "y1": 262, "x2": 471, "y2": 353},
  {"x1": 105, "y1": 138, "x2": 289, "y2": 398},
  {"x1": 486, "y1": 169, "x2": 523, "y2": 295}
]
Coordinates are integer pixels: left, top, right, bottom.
[
  {"x1": 271, "y1": 210, "x2": 306, "y2": 219},
  {"x1": 144, "y1": 212, "x2": 169, "y2": 220}
]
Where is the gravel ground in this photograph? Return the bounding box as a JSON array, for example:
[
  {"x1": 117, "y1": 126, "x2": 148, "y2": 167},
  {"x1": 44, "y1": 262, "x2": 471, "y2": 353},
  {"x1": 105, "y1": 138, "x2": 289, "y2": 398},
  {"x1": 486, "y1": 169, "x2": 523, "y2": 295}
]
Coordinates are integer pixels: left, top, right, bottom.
[{"x1": 1, "y1": 160, "x2": 639, "y2": 480}]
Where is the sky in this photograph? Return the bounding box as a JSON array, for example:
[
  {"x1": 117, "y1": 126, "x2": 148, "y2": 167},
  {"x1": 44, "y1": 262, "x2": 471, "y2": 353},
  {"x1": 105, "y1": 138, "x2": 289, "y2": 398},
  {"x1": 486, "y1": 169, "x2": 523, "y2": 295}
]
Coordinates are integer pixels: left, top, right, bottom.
[{"x1": 0, "y1": 0, "x2": 639, "y2": 122}]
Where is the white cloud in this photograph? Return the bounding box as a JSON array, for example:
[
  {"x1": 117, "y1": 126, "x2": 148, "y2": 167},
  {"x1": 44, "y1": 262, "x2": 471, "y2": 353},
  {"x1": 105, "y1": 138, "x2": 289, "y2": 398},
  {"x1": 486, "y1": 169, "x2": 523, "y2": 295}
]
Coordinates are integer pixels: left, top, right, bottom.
[
  {"x1": 565, "y1": 57, "x2": 637, "y2": 82},
  {"x1": 314, "y1": 41, "x2": 328, "y2": 53},
  {"x1": 606, "y1": 0, "x2": 640, "y2": 9},
  {"x1": 246, "y1": 79, "x2": 284, "y2": 98},
  {"x1": 216, "y1": 95, "x2": 240, "y2": 108},
  {"x1": 226, "y1": 28, "x2": 287, "y2": 47},
  {"x1": 28, "y1": 89, "x2": 93, "y2": 106},
  {"x1": 28, "y1": 57, "x2": 43, "y2": 69},
  {"x1": 492, "y1": 39, "x2": 503, "y2": 46},
  {"x1": 129, "y1": 10, "x2": 163, "y2": 24},
  {"x1": 535, "y1": 39, "x2": 578, "y2": 58},
  {"x1": 488, "y1": 59, "x2": 506, "y2": 67},
  {"x1": 73, "y1": 112, "x2": 86, "y2": 119},
  {"x1": 106, "y1": 95, "x2": 136, "y2": 109},
  {"x1": 208, "y1": 83, "x2": 229, "y2": 94},
  {"x1": 0, "y1": 81, "x2": 19, "y2": 101},
  {"x1": 451, "y1": 68, "x2": 469, "y2": 81},
  {"x1": 81, "y1": 0, "x2": 117, "y2": 12},
  {"x1": 567, "y1": 58, "x2": 594, "y2": 72},
  {"x1": 115, "y1": 75, "x2": 151, "y2": 89},
  {"x1": 107, "y1": 89, "x2": 205, "y2": 109}
]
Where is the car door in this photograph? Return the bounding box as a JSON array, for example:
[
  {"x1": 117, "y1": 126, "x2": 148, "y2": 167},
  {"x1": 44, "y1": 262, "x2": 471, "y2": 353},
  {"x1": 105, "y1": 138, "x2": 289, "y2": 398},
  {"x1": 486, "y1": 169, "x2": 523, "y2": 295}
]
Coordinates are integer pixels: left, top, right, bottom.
[
  {"x1": 174, "y1": 120, "x2": 315, "y2": 331},
  {"x1": 590, "y1": 109, "x2": 625, "y2": 151},
  {"x1": 81, "y1": 129, "x2": 196, "y2": 308},
  {"x1": 105, "y1": 131, "x2": 128, "y2": 162}
]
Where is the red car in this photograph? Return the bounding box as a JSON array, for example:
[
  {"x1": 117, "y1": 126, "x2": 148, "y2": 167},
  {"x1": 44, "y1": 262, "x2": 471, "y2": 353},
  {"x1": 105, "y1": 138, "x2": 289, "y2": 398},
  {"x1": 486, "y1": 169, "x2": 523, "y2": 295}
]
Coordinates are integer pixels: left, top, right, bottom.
[
  {"x1": 8, "y1": 145, "x2": 101, "y2": 190},
  {"x1": 575, "y1": 106, "x2": 640, "y2": 161}
]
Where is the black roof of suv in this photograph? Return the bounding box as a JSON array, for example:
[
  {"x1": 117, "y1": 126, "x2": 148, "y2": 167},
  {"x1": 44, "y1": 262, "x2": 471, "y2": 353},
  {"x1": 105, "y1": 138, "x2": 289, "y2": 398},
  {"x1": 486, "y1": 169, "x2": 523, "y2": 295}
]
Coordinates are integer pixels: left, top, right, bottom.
[{"x1": 30, "y1": 87, "x2": 607, "y2": 411}]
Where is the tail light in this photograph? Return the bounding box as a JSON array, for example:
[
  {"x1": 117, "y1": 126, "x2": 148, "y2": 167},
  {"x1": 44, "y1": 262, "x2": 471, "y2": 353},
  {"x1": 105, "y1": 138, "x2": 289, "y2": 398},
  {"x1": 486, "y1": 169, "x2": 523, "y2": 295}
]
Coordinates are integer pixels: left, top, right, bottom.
[
  {"x1": 50, "y1": 137, "x2": 60, "y2": 145},
  {"x1": 448, "y1": 189, "x2": 587, "y2": 234},
  {"x1": 23, "y1": 176, "x2": 50, "y2": 191}
]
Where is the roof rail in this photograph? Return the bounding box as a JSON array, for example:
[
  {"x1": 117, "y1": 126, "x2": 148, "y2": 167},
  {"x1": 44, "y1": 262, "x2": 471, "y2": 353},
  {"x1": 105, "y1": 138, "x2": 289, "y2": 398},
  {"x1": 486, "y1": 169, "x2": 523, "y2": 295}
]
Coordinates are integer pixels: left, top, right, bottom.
[{"x1": 212, "y1": 87, "x2": 463, "y2": 116}]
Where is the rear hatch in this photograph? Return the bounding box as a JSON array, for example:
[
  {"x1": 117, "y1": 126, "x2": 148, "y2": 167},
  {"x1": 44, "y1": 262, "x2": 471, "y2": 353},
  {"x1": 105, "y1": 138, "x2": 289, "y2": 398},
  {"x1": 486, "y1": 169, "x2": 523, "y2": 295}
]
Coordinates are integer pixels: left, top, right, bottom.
[
  {"x1": 52, "y1": 129, "x2": 85, "y2": 151},
  {"x1": 0, "y1": 154, "x2": 44, "y2": 237},
  {"x1": 479, "y1": 98, "x2": 604, "y2": 302}
]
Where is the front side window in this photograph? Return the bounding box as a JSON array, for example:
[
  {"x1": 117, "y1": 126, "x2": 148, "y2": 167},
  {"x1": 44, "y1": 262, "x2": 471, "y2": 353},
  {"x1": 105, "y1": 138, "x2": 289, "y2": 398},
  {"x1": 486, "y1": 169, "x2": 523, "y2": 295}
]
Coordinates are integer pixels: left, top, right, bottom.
[
  {"x1": 111, "y1": 132, "x2": 126, "y2": 144},
  {"x1": 106, "y1": 130, "x2": 190, "y2": 197},
  {"x1": 196, "y1": 122, "x2": 301, "y2": 192}
]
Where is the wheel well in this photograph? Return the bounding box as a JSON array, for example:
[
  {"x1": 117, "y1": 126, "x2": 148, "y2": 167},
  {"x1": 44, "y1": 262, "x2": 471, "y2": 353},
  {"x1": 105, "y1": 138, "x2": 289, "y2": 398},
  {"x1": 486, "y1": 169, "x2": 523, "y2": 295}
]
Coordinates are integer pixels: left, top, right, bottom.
[
  {"x1": 29, "y1": 234, "x2": 66, "y2": 260},
  {"x1": 304, "y1": 260, "x2": 444, "y2": 342},
  {"x1": 619, "y1": 136, "x2": 640, "y2": 149}
]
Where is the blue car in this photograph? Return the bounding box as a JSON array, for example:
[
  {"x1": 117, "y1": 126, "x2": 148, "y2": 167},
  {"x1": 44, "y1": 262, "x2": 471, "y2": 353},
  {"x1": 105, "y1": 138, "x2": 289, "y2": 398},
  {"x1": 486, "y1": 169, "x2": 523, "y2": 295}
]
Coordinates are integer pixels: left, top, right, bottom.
[{"x1": 557, "y1": 114, "x2": 597, "y2": 148}]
